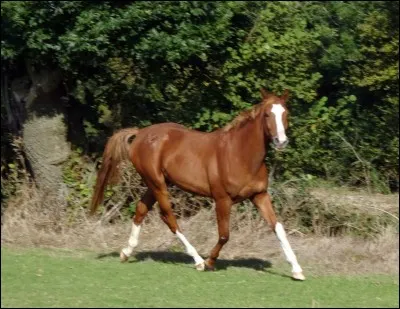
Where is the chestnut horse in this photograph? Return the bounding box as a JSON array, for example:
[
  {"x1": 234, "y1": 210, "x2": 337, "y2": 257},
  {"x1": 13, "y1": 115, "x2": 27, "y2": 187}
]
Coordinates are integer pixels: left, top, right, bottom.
[{"x1": 90, "y1": 88, "x2": 305, "y2": 281}]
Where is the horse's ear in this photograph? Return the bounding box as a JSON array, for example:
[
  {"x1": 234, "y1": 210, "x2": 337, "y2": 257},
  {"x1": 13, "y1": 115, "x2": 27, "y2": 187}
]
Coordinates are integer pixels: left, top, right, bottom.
[
  {"x1": 260, "y1": 88, "x2": 269, "y2": 99},
  {"x1": 282, "y1": 89, "x2": 290, "y2": 101}
]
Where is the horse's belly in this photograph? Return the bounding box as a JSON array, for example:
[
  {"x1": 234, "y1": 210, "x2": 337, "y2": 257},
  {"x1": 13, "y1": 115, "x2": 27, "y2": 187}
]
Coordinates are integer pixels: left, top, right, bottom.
[{"x1": 162, "y1": 156, "x2": 211, "y2": 197}]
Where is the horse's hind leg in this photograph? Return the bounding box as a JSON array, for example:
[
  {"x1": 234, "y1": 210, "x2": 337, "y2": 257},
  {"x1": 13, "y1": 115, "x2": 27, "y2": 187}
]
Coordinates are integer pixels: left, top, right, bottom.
[
  {"x1": 251, "y1": 192, "x2": 305, "y2": 281},
  {"x1": 120, "y1": 189, "x2": 156, "y2": 262},
  {"x1": 152, "y1": 186, "x2": 205, "y2": 270}
]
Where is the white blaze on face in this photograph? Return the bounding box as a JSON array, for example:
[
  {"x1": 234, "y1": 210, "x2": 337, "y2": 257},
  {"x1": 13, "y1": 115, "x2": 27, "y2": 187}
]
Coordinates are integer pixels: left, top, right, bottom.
[{"x1": 271, "y1": 104, "x2": 287, "y2": 143}]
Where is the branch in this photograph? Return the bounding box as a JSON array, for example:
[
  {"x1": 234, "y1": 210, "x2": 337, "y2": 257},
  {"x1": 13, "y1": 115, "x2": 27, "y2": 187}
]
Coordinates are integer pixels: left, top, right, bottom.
[
  {"x1": 98, "y1": 200, "x2": 125, "y2": 224},
  {"x1": 332, "y1": 130, "x2": 372, "y2": 193}
]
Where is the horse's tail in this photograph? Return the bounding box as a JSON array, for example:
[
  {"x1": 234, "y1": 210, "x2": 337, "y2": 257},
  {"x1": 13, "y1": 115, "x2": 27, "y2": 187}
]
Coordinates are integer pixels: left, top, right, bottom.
[{"x1": 90, "y1": 128, "x2": 139, "y2": 215}]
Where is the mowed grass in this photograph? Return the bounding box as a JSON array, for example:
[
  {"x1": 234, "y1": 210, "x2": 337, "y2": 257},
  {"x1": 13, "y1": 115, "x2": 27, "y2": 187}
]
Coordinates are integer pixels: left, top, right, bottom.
[{"x1": 1, "y1": 246, "x2": 398, "y2": 308}]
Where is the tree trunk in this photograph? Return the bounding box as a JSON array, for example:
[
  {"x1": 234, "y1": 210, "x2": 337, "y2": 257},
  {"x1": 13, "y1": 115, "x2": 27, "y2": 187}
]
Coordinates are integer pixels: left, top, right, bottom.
[{"x1": 10, "y1": 62, "x2": 71, "y2": 208}]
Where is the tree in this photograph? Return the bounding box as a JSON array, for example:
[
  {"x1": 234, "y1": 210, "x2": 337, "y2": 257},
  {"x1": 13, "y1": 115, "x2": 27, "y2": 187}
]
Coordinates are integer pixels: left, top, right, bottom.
[{"x1": 1, "y1": 1, "x2": 398, "y2": 200}]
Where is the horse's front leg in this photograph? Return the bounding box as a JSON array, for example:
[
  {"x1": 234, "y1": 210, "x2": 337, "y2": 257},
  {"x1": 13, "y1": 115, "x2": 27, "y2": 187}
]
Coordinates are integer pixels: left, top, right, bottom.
[
  {"x1": 251, "y1": 192, "x2": 305, "y2": 281},
  {"x1": 205, "y1": 197, "x2": 233, "y2": 270}
]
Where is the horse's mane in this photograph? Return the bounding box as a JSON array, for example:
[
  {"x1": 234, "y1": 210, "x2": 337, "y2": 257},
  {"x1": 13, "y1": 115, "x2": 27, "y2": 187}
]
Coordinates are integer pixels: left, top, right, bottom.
[{"x1": 222, "y1": 97, "x2": 276, "y2": 132}]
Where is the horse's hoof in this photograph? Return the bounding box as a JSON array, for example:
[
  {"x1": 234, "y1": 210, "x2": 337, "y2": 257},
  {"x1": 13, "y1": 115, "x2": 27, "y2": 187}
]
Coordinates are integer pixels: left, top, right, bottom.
[
  {"x1": 292, "y1": 272, "x2": 306, "y2": 281},
  {"x1": 195, "y1": 262, "x2": 205, "y2": 271},
  {"x1": 120, "y1": 251, "x2": 129, "y2": 263},
  {"x1": 204, "y1": 259, "x2": 215, "y2": 271}
]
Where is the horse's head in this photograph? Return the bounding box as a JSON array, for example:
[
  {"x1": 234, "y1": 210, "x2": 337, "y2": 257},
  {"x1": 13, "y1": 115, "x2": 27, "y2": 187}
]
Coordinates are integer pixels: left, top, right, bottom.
[{"x1": 260, "y1": 88, "x2": 290, "y2": 150}]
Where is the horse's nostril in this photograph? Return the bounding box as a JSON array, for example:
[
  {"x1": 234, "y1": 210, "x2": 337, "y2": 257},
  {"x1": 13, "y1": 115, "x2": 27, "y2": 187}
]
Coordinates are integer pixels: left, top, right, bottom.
[{"x1": 273, "y1": 137, "x2": 289, "y2": 149}]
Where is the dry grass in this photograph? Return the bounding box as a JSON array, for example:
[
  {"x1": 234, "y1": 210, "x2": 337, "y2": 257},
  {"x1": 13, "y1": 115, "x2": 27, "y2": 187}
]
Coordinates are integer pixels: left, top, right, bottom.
[{"x1": 1, "y1": 180, "x2": 398, "y2": 277}]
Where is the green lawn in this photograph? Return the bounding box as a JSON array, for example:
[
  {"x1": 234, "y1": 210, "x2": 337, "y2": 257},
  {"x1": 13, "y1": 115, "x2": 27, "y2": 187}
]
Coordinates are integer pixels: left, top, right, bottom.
[{"x1": 1, "y1": 246, "x2": 398, "y2": 308}]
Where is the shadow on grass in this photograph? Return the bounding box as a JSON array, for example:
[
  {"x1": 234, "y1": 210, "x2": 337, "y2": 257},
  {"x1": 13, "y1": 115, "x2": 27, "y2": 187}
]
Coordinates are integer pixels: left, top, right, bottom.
[
  {"x1": 96, "y1": 251, "x2": 120, "y2": 259},
  {"x1": 96, "y1": 250, "x2": 273, "y2": 272}
]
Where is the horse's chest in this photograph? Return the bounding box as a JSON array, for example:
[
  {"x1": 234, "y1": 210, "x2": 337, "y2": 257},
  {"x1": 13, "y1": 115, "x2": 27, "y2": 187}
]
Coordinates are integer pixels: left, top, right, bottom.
[
  {"x1": 237, "y1": 180, "x2": 266, "y2": 199},
  {"x1": 222, "y1": 164, "x2": 267, "y2": 200},
  {"x1": 224, "y1": 174, "x2": 266, "y2": 200}
]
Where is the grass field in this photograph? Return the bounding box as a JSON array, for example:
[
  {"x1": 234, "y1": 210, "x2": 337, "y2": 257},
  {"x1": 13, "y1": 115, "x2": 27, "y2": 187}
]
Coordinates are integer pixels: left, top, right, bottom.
[{"x1": 1, "y1": 246, "x2": 398, "y2": 308}]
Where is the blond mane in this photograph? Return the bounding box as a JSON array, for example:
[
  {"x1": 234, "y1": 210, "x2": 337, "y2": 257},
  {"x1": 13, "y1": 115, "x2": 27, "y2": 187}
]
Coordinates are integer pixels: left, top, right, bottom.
[{"x1": 222, "y1": 97, "x2": 276, "y2": 132}]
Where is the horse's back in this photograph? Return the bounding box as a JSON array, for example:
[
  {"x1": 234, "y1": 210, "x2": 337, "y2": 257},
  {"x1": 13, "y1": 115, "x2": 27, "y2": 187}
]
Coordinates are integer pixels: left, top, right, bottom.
[{"x1": 133, "y1": 122, "x2": 213, "y2": 146}]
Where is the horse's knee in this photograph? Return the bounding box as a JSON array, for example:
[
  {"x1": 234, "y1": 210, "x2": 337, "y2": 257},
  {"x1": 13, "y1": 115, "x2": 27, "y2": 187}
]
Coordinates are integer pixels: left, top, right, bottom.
[{"x1": 219, "y1": 235, "x2": 229, "y2": 245}]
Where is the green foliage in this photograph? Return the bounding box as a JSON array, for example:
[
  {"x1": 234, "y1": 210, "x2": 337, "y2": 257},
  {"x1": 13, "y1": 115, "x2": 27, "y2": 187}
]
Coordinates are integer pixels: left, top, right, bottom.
[
  {"x1": 1, "y1": 161, "x2": 21, "y2": 201},
  {"x1": 62, "y1": 149, "x2": 96, "y2": 211},
  {"x1": 1, "y1": 1, "x2": 399, "y2": 194},
  {"x1": 61, "y1": 148, "x2": 118, "y2": 218},
  {"x1": 0, "y1": 136, "x2": 30, "y2": 203}
]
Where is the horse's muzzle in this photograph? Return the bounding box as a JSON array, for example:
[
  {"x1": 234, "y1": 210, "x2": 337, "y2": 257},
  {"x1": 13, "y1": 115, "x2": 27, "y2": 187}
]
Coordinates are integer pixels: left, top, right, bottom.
[{"x1": 272, "y1": 137, "x2": 289, "y2": 150}]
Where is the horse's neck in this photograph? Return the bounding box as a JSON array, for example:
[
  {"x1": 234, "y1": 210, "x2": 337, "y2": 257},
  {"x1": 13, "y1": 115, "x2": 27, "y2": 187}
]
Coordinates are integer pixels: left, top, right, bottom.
[{"x1": 223, "y1": 115, "x2": 267, "y2": 167}]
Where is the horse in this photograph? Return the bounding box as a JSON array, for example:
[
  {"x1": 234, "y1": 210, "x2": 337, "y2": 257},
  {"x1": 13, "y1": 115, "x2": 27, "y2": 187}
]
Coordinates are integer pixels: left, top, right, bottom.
[{"x1": 90, "y1": 88, "x2": 305, "y2": 281}]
